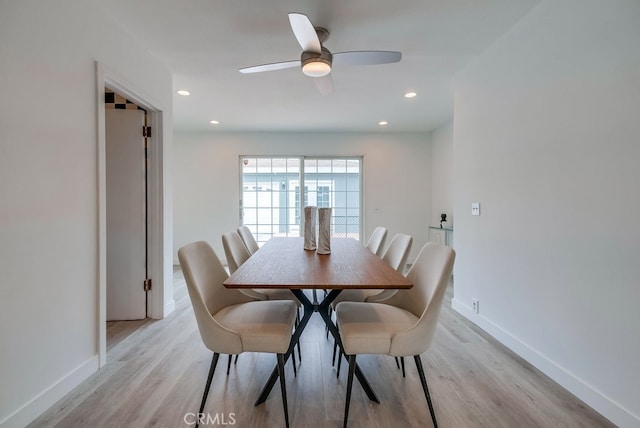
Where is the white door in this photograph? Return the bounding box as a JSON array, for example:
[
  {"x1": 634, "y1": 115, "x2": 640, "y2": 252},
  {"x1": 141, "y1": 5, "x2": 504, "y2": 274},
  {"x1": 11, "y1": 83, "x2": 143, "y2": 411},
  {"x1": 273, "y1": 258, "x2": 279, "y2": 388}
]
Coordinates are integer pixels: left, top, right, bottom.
[{"x1": 106, "y1": 109, "x2": 147, "y2": 320}]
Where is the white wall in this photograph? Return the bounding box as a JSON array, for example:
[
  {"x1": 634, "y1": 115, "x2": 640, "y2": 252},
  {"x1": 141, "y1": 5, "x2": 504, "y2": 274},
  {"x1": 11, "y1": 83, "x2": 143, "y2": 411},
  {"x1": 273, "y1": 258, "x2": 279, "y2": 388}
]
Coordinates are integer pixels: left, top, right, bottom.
[
  {"x1": 0, "y1": 1, "x2": 173, "y2": 426},
  {"x1": 173, "y1": 131, "x2": 432, "y2": 264},
  {"x1": 452, "y1": 1, "x2": 640, "y2": 426},
  {"x1": 431, "y1": 121, "x2": 454, "y2": 227}
]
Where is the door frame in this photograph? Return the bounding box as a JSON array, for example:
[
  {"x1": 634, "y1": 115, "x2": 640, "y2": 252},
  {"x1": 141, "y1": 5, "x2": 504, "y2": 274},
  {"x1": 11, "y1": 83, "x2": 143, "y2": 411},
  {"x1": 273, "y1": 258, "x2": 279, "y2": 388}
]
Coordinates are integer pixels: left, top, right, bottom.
[{"x1": 96, "y1": 62, "x2": 169, "y2": 367}]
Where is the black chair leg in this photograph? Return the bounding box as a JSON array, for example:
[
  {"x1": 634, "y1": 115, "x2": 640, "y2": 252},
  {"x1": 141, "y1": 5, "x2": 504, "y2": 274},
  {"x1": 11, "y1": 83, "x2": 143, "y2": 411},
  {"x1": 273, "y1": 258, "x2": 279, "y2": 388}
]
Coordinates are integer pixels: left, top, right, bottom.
[
  {"x1": 335, "y1": 325, "x2": 342, "y2": 377},
  {"x1": 292, "y1": 347, "x2": 297, "y2": 377},
  {"x1": 400, "y1": 356, "x2": 406, "y2": 378},
  {"x1": 277, "y1": 353, "x2": 290, "y2": 428},
  {"x1": 197, "y1": 353, "x2": 219, "y2": 428},
  {"x1": 414, "y1": 355, "x2": 438, "y2": 428},
  {"x1": 226, "y1": 354, "x2": 232, "y2": 375},
  {"x1": 395, "y1": 356, "x2": 400, "y2": 369},
  {"x1": 294, "y1": 310, "x2": 302, "y2": 364},
  {"x1": 343, "y1": 355, "x2": 356, "y2": 428},
  {"x1": 234, "y1": 354, "x2": 239, "y2": 364},
  {"x1": 332, "y1": 340, "x2": 338, "y2": 366}
]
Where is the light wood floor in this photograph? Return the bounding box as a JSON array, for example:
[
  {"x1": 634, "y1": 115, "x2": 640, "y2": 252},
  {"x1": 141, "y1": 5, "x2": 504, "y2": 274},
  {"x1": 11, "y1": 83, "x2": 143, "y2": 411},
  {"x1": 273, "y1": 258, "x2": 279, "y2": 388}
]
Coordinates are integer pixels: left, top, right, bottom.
[{"x1": 29, "y1": 268, "x2": 614, "y2": 428}]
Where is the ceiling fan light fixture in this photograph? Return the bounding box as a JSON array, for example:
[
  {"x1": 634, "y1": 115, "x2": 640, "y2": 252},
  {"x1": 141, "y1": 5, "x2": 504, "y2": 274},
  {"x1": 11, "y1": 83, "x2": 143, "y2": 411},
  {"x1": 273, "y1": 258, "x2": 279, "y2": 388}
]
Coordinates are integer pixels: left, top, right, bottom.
[
  {"x1": 301, "y1": 48, "x2": 332, "y2": 77},
  {"x1": 303, "y1": 60, "x2": 331, "y2": 77}
]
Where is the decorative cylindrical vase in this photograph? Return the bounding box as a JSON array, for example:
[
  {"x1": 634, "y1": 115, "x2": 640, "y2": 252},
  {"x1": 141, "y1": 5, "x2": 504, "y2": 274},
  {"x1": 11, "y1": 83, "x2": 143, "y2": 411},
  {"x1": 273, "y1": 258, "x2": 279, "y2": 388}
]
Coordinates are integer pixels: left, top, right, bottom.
[
  {"x1": 303, "y1": 206, "x2": 317, "y2": 250},
  {"x1": 317, "y1": 207, "x2": 332, "y2": 255}
]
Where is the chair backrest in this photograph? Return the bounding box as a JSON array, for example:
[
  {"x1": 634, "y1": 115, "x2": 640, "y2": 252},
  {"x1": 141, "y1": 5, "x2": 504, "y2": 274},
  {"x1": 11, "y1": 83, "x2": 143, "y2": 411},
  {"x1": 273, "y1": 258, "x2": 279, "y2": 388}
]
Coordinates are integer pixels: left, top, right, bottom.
[
  {"x1": 222, "y1": 231, "x2": 251, "y2": 274},
  {"x1": 178, "y1": 241, "x2": 252, "y2": 354},
  {"x1": 237, "y1": 225, "x2": 260, "y2": 255},
  {"x1": 365, "y1": 226, "x2": 388, "y2": 256},
  {"x1": 367, "y1": 233, "x2": 413, "y2": 302},
  {"x1": 386, "y1": 243, "x2": 455, "y2": 356},
  {"x1": 381, "y1": 233, "x2": 413, "y2": 273}
]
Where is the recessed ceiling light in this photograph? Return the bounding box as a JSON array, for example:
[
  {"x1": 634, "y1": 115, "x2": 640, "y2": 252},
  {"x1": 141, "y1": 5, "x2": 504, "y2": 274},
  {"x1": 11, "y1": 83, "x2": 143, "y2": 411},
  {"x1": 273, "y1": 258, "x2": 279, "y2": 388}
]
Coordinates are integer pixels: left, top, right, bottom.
[
  {"x1": 404, "y1": 92, "x2": 417, "y2": 98},
  {"x1": 177, "y1": 90, "x2": 191, "y2": 96},
  {"x1": 209, "y1": 120, "x2": 220, "y2": 125},
  {"x1": 378, "y1": 121, "x2": 388, "y2": 126}
]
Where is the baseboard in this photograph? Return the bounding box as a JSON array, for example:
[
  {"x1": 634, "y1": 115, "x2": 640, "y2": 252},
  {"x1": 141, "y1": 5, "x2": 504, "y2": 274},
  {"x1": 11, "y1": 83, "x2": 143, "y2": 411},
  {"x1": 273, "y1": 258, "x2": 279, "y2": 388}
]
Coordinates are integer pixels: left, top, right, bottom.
[
  {"x1": 451, "y1": 298, "x2": 640, "y2": 428},
  {"x1": 0, "y1": 355, "x2": 99, "y2": 428}
]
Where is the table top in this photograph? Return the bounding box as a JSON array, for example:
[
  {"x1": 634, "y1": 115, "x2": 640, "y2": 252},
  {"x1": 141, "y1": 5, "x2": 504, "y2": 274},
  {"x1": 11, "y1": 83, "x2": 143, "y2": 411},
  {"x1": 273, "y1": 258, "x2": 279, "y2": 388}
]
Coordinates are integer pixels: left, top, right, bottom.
[{"x1": 223, "y1": 237, "x2": 413, "y2": 290}]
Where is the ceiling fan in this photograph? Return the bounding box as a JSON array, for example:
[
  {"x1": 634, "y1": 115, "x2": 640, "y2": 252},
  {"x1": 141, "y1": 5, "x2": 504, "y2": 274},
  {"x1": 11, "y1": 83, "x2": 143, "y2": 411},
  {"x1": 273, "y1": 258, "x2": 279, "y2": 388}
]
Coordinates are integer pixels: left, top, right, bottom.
[{"x1": 239, "y1": 13, "x2": 402, "y2": 95}]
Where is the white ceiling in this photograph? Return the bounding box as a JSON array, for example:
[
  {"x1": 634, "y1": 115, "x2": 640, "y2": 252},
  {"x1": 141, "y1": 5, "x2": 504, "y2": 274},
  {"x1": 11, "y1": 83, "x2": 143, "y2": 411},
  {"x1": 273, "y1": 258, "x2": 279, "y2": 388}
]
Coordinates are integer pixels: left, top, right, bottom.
[{"x1": 101, "y1": 0, "x2": 539, "y2": 133}]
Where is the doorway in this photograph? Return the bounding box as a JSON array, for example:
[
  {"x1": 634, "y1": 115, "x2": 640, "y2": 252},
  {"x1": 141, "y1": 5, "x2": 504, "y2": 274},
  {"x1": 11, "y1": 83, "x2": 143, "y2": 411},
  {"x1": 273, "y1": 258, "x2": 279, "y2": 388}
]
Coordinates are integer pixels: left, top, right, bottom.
[
  {"x1": 97, "y1": 63, "x2": 168, "y2": 367},
  {"x1": 105, "y1": 90, "x2": 148, "y2": 352}
]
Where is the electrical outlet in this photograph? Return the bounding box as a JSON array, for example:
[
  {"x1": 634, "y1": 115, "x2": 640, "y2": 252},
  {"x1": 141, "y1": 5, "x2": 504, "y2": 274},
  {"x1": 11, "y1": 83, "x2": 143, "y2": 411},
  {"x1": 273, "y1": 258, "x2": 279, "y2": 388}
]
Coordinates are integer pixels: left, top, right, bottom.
[
  {"x1": 472, "y1": 298, "x2": 479, "y2": 314},
  {"x1": 471, "y1": 202, "x2": 480, "y2": 216}
]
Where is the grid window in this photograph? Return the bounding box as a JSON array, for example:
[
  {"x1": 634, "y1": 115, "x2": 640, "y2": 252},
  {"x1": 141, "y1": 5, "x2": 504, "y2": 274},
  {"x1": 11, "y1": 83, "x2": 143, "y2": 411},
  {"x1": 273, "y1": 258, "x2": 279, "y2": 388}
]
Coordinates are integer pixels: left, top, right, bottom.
[{"x1": 240, "y1": 156, "x2": 362, "y2": 245}]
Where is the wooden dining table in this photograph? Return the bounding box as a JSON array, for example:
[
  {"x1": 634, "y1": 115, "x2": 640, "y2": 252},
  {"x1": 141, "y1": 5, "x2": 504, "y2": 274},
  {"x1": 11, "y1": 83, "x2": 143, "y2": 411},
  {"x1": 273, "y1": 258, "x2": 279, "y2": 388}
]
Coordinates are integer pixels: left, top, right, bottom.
[{"x1": 223, "y1": 236, "x2": 413, "y2": 406}]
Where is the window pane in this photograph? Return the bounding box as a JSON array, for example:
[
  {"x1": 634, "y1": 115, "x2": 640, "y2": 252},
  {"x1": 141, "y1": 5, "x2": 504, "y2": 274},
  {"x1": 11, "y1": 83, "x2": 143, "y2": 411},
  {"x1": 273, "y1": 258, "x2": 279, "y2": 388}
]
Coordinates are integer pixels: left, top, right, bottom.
[
  {"x1": 332, "y1": 159, "x2": 347, "y2": 174},
  {"x1": 347, "y1": 172, "x2": 360, "y2": 192}
]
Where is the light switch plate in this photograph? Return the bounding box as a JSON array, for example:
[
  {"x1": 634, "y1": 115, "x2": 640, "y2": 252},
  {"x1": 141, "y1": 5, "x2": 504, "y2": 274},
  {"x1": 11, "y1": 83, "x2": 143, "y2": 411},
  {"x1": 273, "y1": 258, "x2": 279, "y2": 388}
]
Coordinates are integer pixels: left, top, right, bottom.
[{"x1": 471, "y1": 202, "x2": 480, "y2": 216}]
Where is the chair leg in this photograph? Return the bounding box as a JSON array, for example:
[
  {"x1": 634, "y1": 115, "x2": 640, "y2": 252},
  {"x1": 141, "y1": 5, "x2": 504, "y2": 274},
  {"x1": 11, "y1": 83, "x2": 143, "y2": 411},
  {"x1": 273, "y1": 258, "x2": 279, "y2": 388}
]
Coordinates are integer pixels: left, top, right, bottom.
[
  {"x1": 414, "y1": 355, "x2": 438, "y2": 428},
  {"x1": 277, "y1": 353, "x2": 290, "y2": 428},
  {"x1": 226, "y1": 354, "x2": 233, "y2": 375},
  {"x1": 291, "y1": 347, "x2": 297, "y2": 377},
  {"x1": 343, "y1": 355, "x2": 356, "y2": 428},
  {"x1": 400, "y1": 356, "x2": 406, "y2": 378},
  {"x1": 197, "y1": 352, "x2": 219, "y2": 428},
  {"x1": 295, "y1": 310, "x2": 302, "y2": 364},
  {"x1": 395, "y1": 356, "x2": 400, "y2": 369},
  {"x1": 234, "y1": 354, "x2": 239, "y2": 364},
  {"x1": 332, "y1": 340, "x2": 338, "y2": 366},
  {"x1": 334, "y1": 325, "x2": 342, "y2": 377}
]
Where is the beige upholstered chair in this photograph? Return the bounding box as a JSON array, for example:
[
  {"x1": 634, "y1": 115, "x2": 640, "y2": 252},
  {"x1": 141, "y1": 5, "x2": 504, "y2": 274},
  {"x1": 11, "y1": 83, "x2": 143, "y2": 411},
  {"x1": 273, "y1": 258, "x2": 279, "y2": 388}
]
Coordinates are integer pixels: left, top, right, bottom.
[
  {"x1": 335, "y1": 243, "x2": 455, "y2": 428},
  {"x1": 332, "y1": 233, "x2": 413, "y2": 307},
  {"x1": 365, "y1": 226, "x2": 388, "y2": 256},
  {"x1": 330, "y1": 233, "x2": 413, "y2": 371},
  {"x1": 222, "y1": 230, "x2": 302, "y2": 305},
  {"x1": 366, "y1": 233, "x2": 413, "y2": 302},
  {"x1": 222, "y1": 231, "x2": 268, "y2": 300},
  {"x1": 178, "y1": 241, "x2": 297, "y2": 428},
  {"x1": 237, "y1": 225, "x2": 260, "y2": 255},
  {"x1": 222, "y1": 230, "x2": 302, "y2": 369}
]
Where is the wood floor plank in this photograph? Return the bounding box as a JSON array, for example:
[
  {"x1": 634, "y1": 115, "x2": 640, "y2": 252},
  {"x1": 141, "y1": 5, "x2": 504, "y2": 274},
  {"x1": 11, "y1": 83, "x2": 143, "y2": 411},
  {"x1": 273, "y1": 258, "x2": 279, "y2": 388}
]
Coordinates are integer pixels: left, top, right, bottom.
[{"x1": 28, "y1": 270, "x2": 615, "y2": 428}]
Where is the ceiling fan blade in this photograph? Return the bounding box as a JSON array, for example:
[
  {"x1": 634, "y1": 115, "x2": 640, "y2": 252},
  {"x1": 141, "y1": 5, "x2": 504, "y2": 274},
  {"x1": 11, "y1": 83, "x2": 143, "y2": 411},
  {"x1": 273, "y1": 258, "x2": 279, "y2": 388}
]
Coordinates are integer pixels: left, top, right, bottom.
[
  {"x1": 288, "y1": 13, "x2": 321, "y2": 53},
  {"x1": 332, "y1": 51, "x2": 402, "y2": 66},
  {"x1": 239, "y1": 60, "x2": 301, "y2": 74},
  {"x1": 314, "y1": 74, "x2": 334, "y2": 96}
]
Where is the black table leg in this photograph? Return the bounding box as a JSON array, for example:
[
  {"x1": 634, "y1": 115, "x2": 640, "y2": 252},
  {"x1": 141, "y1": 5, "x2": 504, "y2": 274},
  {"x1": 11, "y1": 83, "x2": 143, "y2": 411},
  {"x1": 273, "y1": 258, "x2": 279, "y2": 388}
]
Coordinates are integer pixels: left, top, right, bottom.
[{"x1": 254, "y1": 289, "x2": 379, "y2": 406}]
